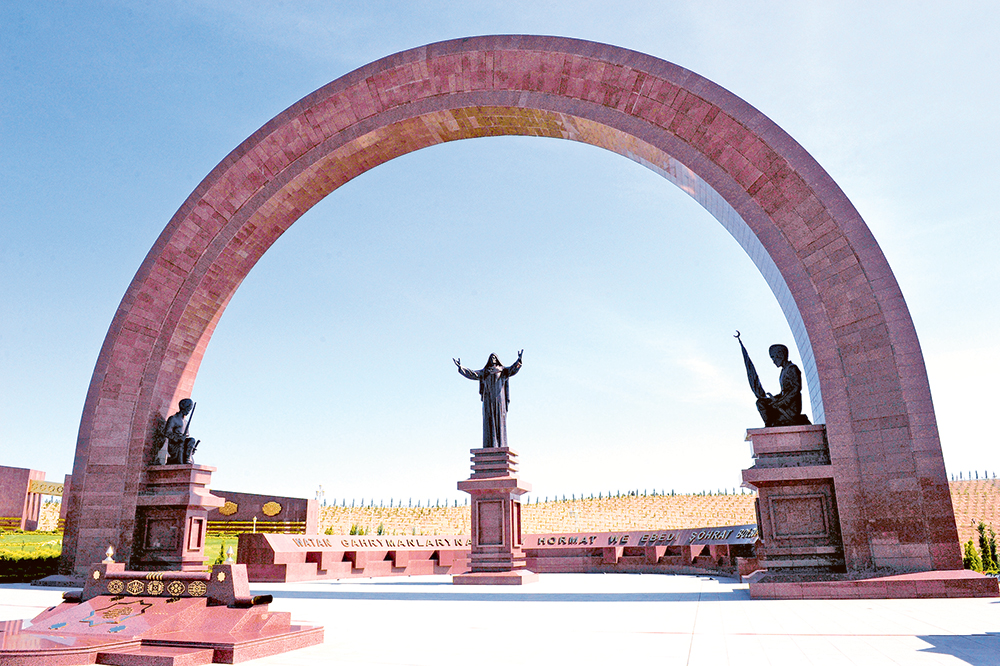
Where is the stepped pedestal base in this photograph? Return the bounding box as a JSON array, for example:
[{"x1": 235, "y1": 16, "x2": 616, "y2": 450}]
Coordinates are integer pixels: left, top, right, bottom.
[
  {"x1": 454, "y1": 447, "x2": 536, "y2": 585},
  {"x1": 742, "y1": 426, "x2": 845, "y2": 574}
]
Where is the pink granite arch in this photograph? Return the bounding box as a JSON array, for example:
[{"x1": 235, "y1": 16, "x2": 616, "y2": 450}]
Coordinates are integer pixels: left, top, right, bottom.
[{"x1": 62, "y1": 35, "x2": 960, "y2": 575}]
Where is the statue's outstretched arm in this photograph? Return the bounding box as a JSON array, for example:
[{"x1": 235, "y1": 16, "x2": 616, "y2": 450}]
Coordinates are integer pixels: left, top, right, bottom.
[
  {"x1": 505, "y1": 349, "x2": 523, "y2": 377},
  {"x1": 454, "y1": 358, "x2": 480, "y2": 380}
]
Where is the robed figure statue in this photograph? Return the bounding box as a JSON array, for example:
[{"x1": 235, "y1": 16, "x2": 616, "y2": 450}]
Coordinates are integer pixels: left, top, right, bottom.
[{"x1": 454, "y1": 350, "x2": 523, "y2": 448}]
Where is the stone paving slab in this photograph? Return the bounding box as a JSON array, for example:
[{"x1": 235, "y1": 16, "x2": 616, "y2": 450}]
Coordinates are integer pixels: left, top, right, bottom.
[{"x1": 3, "y1": 574, "x2": 999, "y2": 665}]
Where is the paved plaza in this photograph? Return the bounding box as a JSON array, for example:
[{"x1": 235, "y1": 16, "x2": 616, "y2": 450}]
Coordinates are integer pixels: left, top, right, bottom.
[{"x1": 2, "y1": 573, "x2": 998, "y2": 665}]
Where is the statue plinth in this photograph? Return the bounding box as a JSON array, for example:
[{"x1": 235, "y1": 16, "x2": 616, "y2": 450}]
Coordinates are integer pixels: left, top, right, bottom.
[
  {"x1": 453, "y1": 447, "x2": 537, "y2": 585},
  {"x1": 741, "y1": 425, "x2": 845, "y2": 575},
  {"x1": 134, "y1": 464, "x2": 224, "y2": 571}
]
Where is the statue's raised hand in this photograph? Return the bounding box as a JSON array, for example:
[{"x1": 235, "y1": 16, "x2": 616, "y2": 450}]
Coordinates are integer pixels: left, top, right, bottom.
[
  {"x1": 517, "y1": 349, "x2": 523, "y2": 360},
  {"x1": 453, "y1": 357, "x2": 461, "y2": 368}
]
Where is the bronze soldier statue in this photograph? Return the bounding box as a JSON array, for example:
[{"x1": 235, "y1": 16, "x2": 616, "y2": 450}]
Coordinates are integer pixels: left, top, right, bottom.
[
  {"x1": 756, "y1": 344, "x2": 811, "y2": 427},
  {"x1": 736, "y1": 332, "x2": 810, "y2": 427},
  {"x1": 163, "y1": 398, "x2": 200, "y2": 464}
]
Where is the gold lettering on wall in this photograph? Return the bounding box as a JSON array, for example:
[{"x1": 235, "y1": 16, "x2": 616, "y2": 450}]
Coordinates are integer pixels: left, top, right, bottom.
[{"x1": 27, "y1": 480, "x2": 64, "y2": 496}]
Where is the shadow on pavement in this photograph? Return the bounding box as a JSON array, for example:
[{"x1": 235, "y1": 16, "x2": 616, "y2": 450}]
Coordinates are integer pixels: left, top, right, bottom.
[{"x1": 918, "y1": 633, "x2": 1000, "y2": 666}]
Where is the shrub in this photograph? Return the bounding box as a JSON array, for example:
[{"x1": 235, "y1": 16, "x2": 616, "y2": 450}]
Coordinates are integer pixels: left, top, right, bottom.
[
  {"x1": 977, "y1": 521, "x2": 998, "y2": 573},
  {"x1": 0, "y1": 551, "x2": 60, "y2": 582},
  {"x1": 989, "y1": 526, "x2": 999, "y2": 574},
  {"x1": 963, "y1": 539, "x2": 983, "y2": 572}
]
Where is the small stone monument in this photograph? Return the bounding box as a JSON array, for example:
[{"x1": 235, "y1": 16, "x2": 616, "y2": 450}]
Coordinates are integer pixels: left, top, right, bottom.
[{"x1": 453, "y1": 352, "x2": 537, "y2": 584}]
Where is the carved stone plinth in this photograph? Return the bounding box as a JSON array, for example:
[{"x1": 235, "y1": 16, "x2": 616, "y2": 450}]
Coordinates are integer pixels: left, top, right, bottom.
[
  {"x1": 453, "y1": 448, "x2": 537, "y2": 585},
  {"x1": 742, "y1": 425, "x2": 845, "y2": 574},
  {"x1": 133, "y1": 464, "x2": 224, "y2": 571}
]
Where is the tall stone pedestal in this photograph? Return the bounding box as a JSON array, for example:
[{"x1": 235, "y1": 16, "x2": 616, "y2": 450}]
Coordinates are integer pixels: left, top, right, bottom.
[
  {"x1": 741, "y1": 425, "x2": 846, "y2": 574},
  {"x1": 741, "y1": 425, "x2": 999, "y2": 599},
  {"x1": 453, "y1": 447, "x2": 537, "y2": 585},
  {"x1": 133, "y1": 464, "x2": 224, "y2": 571}
]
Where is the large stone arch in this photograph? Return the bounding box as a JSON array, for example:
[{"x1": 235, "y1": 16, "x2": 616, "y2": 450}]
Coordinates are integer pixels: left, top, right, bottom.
[{"x1": 62, "y1": 35, "x2": 960, "y2": 575}]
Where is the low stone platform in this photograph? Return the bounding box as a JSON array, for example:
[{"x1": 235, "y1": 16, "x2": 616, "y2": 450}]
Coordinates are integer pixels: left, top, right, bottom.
[
  {"x1": 239, "y1": 533, "x2": 472, "y2": 581},
  {"x1": 746, "y1": 568, "x2": 999, "y2": 599},
  {"x1": 0, "y1": 562, "x2": 322, "y2": 665},
  {"x1": 452, "y1": 569, "x2": 539, "y2": 585},
  {"x1": 5, "y1": 573, "x2": 1000, "y2": 665},
  {"x1": 237, "y1": 526, "x2": 758, "y2": 582},
  {"x1": 232, "y1": 527, "x2": 999, "y2": 600}
]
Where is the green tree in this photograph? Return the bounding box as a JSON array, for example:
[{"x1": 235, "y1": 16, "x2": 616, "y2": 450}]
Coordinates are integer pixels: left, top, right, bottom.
[
  {"x1": 989, "y1": 526, "x2": 999, "y2": 573},
  {"x1": 963, "y1": 539, "x2": 983, "y2": 572},
  {"x1": 977, "y1": 521, "x2": 997, "y2": 572},
  {"x1": 980, "y1": 522, "x2": 999, "y2": 573}
]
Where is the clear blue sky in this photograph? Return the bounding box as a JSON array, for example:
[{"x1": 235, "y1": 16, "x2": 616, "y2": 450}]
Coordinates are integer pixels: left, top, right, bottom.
[{"x1": 2, "y1": 2, "x2": 997, "y2": 504}]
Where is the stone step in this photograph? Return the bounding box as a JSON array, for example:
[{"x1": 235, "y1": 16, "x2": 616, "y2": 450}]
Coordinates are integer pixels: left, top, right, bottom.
[{"x1": 97, "y1": 645, "x2": 215, "y2": 666}]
